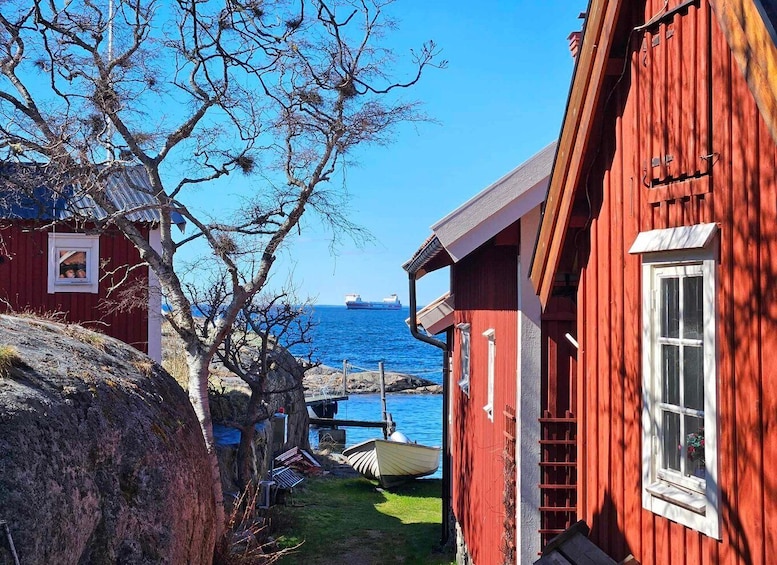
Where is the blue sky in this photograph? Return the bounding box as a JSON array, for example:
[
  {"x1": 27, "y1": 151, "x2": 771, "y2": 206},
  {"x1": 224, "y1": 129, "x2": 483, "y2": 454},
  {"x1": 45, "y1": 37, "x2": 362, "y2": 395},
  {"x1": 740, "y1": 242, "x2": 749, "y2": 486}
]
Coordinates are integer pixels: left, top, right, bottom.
[{"x1": 186, "y1": 1, "x2": 587, "y2": 307}]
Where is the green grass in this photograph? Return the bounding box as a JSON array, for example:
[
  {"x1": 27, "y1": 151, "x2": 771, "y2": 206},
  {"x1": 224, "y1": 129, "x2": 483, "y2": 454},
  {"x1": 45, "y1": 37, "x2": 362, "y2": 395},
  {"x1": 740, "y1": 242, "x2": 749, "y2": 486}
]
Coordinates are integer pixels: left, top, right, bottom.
[{"x1": 274, "y1": 477, "x2": 454, "y2": 565}]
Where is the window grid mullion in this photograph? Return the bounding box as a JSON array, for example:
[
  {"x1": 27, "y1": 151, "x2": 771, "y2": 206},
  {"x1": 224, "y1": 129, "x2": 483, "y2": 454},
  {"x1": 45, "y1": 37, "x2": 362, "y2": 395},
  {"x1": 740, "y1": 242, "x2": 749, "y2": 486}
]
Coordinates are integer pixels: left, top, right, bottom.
[{"x1": 679, "y1": 278, "x2": 686, "y2": 476}]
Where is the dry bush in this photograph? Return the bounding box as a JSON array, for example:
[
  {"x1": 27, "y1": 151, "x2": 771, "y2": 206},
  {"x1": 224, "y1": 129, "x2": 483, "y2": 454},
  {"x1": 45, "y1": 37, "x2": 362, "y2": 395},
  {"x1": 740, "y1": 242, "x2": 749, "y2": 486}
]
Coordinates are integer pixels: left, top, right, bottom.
[
  {"x1": 62, "y1": 325, "x2": 106, "y2": 350},
  {"x1": 0, "y1": 344, "x2": 21, "y2": 377},
  {"x1": 161, "y1": 321, "x2": 190, "y2": 389},
  {"x1": 213, "y1": 485, "x2": 300, "y2": 565},
  {"x1": 0, "y1": 302, "x2": 68, "y2": 324},
  {"x1": 163, "y1": 346, "x2": 190, "y2": 390},
  {"x1": 131, "y1": 359, "x2": 155, "y2": 377}
]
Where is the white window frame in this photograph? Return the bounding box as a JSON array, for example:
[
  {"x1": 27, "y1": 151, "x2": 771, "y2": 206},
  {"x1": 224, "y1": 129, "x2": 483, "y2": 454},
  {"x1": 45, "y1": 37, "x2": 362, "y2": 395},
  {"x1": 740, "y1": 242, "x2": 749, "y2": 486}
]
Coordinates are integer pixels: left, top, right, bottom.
[
  {"x1": 457, "y1": 323, "x2": 470, "y2": 396},
  {"x1": 48, "y1": 233, "x2": 100, "y2": 294},
  {"x1": 635, "y1": 227, "x2": 719, "y2": 539},
  {"x1": 482, "y1": 328, "x2": 495, "y2": 421}
]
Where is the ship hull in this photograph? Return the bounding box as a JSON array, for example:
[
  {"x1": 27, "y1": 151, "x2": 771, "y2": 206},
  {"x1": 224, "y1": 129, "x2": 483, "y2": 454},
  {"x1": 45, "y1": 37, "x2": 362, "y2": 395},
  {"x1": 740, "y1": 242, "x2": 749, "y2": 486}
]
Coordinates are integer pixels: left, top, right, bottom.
[{"x1": 345, "y1": 301, "x2": 401, "y2": 310}]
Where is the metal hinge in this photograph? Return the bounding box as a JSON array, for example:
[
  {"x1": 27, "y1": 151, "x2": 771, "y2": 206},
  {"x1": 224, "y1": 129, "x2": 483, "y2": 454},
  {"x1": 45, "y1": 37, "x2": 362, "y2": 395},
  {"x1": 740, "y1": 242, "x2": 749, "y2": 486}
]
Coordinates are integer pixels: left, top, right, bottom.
[{"x1": 650, "y1": 155, "x2": 674, "y2": 168}]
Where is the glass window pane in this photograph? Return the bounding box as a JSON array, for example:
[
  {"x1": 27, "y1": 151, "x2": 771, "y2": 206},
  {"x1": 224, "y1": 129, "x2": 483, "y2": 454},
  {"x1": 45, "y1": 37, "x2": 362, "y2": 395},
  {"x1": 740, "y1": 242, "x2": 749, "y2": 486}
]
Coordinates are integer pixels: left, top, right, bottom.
[
  {"x1": 684, "y1": 415, "x2": 705, "y2": 479},
  {"x1": 59, "y1": 250, "x2": 89, "y2": 280},
  {"x1": 661, "y1": 277, "x2": 680, "y2": 338},
  {"x1": 460, "y1": 330, "x2": 470, "y2": 384},
  {"x1": 662, "y1": 345, "x2": 680, "y2": 405},
  {"x1": 683, "y1": 345, "x2": 704, "y2": 411},
  {"x1": 662, "y1": 411, "x2": 681, "y2": 472},
  {"x1": 684, "y1": 276, "x2": 704, "y2": 340}
]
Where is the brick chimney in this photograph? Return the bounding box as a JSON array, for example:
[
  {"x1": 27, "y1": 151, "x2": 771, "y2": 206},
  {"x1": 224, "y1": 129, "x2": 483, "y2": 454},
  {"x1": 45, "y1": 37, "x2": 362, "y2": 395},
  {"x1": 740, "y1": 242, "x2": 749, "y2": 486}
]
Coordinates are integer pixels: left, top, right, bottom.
[
  {"x1": 567, "y1": 31, "x2": 582, "y2": 59},
  {"x1": 568, "y1": 12, "x2": 587, "y2": 60}
]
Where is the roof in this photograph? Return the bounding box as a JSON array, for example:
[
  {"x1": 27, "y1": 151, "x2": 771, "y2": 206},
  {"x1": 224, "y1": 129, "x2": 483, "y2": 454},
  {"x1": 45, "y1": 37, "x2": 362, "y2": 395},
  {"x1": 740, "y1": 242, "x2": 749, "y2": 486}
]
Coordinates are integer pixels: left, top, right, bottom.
[
  {"x1": 403, "y1": 142, "x2": 556, "y2": 277},
  {"x1": 402, "y1": 235, "x2": 451, "y2": 277},
  {"x1": 412, "y1": 292, "x2": 455, "y2": 335},
  {"x1": 0, "y1": 164, "x2": 185, "y2": 226},
  {"x1": 529, "y1": 0, "x2": 777, "y2": 308},
  {"x1": 431, "y1": 141, "x2": 556, "y2": 262}
]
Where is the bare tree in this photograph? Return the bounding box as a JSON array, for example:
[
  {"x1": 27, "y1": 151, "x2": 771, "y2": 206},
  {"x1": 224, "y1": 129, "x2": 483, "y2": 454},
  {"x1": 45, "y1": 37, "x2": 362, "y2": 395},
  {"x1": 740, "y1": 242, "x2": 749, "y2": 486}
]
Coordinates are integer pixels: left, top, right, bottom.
[
  {"x1": 0, "y1": 0, "x2": 444, "y2": 540},
  {"x1": 191, "y1": 274, "x2": 316, "y2": 490}
]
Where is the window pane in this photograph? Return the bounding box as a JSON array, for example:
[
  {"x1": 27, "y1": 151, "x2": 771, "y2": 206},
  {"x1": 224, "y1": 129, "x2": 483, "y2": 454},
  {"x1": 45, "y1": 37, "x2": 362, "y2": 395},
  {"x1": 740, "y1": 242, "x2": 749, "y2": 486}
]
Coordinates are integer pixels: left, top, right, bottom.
[
  {"x1": 662, "y1": 345, "x2": 680, "y2": 405},
  {"x1": 59, "y1": 250, "x2": 88, "y2": 280},
  {"x1": 661, "y1": 277, "x2": 680, "y2": 338},
  {"x1": 684, "y1": 345, "x2": 704, "y2": 411},
  {"x1": 684, "y1": 415, "x2": 705, "y2": 479},
  {"x1": 460, "y1": 329, "x2": 470, "y2": 385},
  {"x1": 684, "y1": 276, "x2": 704, "y2": 340},
  {"x1": 662, "y1": 411, "x2": 681, "y2": 471}
]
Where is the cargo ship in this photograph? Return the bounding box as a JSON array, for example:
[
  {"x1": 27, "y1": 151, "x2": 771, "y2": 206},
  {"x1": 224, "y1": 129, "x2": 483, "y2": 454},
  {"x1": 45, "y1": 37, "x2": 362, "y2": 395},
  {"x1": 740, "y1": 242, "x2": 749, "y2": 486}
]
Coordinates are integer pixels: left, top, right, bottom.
[{"x1": 345, "y1": 293, "x2": 402, "y2": 310}]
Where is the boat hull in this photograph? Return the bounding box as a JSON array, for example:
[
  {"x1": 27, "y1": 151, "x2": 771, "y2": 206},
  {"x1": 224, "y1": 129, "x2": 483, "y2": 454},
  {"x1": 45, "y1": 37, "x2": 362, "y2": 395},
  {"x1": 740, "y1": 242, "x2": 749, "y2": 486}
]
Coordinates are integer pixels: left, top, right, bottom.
[{"x1": 342, "y1": 438, "x2": 441, "y2": 488}]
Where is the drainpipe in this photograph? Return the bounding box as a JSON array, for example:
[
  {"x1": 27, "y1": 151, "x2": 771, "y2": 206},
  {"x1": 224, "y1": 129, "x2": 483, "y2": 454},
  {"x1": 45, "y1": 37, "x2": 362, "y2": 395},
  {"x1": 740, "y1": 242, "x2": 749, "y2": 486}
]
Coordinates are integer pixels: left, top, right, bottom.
[{"x1": 407, "y1": 273, "x2": 450, "y2": 546}]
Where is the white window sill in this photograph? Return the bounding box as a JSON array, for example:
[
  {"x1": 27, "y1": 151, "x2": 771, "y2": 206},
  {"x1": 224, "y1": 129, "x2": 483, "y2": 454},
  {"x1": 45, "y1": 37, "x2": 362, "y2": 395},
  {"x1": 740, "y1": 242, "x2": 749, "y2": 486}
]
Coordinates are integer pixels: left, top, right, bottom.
[{"x1": 646, "y1": 481, "x2": 706, "y2": 515}]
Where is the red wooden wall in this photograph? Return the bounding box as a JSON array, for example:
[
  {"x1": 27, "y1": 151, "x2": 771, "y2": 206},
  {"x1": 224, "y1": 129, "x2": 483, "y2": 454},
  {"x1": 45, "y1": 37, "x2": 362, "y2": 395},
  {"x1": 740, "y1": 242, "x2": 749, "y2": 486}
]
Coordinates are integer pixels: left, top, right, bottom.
[
  {"x1": 450, "y1": 240, "x2": 519, "y2": 565},
  {"x1": 566, "y1": 1, "x2": 777, "y2": 562},
  {"x1": 0, "y1": 223, "x2": 150, "y2": 353}
]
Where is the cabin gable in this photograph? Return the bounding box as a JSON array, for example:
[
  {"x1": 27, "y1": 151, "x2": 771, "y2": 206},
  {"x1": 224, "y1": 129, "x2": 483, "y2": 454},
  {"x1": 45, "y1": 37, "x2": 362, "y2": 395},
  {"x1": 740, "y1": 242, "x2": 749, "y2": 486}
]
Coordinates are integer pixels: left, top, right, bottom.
[
  {"x1": 0, "y1": 222, "x2": 152, "y2": 353},
  {"x1": 531, "y1": 0, "x2": 777, "y2": 562}
]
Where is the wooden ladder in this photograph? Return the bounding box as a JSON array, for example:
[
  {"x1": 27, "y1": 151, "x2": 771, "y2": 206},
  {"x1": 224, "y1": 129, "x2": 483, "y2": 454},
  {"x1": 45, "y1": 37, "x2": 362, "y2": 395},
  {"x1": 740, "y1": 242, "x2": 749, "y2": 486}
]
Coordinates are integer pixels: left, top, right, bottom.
[{"x1": 538, "y1": 410, "x2": 577, "y2": 549}]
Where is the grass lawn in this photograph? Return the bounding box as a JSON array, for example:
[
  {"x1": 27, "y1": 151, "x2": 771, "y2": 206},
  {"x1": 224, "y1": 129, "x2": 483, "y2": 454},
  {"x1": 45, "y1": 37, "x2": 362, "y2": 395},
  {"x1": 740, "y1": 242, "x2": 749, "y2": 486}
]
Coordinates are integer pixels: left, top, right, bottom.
[{"x1": 274, "y1": 476, "x2": 455, "y2": 564}]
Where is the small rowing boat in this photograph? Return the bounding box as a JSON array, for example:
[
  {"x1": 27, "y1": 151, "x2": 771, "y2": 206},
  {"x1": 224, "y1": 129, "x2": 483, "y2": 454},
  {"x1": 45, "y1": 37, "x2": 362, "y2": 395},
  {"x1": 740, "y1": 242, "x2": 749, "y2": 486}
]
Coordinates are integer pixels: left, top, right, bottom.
[{"x1": 342, "y1": 431, "x2": 440, "y2": 488}]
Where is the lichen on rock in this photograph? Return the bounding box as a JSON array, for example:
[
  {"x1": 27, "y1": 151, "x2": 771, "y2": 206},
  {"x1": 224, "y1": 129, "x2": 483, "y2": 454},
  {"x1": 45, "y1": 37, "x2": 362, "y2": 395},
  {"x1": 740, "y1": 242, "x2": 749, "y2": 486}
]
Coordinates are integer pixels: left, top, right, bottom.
[{"x1": 0, "y1": 315, "x2": 216, "y2": 564}]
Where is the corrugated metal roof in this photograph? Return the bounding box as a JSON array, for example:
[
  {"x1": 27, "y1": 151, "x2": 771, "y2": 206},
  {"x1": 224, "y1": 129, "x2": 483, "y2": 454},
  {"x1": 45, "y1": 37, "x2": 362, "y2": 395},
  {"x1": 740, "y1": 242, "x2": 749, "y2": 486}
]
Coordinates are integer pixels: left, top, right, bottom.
[{"x1": 0, "y1": 164, "x2": 184, "y2": 226}]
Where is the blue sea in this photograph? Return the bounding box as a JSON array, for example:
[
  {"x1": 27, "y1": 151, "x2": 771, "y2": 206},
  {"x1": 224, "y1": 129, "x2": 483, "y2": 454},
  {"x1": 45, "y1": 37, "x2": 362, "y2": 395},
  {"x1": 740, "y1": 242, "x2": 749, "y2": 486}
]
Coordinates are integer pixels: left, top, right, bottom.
[{"x1": 302, "y1": 306, "x2": 444, "y2": 477}]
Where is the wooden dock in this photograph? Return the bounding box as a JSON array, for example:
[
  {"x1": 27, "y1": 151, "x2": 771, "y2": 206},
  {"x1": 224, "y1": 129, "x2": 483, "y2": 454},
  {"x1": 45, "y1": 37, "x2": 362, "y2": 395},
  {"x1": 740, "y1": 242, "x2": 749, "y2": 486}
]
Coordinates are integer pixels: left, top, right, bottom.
[
  {"x1": 305, "y1": 395, "x2": 348, "y2": 419},
  {"x1": 309, "y1": 417, "x2": 390, "y2": 429},
  {"x1": 309, "y1": 413, "x2": 396, "y2": 439},
  {"x1": 305, "y1": 394, "x2": 348, "y2": 406}
]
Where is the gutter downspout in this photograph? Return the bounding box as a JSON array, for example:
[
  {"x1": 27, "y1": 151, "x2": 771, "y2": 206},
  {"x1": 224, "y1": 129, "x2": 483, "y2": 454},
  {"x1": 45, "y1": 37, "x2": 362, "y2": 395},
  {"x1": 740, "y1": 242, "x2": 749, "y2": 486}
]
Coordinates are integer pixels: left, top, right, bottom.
[{"x1": 407, "y1": 273, "x2": 450, "y2": 546}]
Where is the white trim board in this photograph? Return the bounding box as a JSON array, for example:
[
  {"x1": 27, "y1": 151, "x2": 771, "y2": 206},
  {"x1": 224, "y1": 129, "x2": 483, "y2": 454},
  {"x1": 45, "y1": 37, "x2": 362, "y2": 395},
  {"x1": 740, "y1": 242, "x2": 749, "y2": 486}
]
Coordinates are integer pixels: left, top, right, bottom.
[{"x1": 629, "y1": 223, "x2": 718, "y2": 254}]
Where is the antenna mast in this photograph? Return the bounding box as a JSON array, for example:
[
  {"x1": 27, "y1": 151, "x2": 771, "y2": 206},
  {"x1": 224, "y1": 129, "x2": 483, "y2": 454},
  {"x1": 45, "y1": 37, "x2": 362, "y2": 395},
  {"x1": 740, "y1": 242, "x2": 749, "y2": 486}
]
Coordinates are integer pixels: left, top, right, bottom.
[{"x1": 106, "y1": 0, "x2": 114, "y2": 162}]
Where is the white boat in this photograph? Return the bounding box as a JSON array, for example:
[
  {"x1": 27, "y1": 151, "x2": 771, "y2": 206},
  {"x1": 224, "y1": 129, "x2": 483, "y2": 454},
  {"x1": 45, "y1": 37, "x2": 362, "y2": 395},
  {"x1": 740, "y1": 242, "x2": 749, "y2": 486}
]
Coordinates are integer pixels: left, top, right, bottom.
[{"x1": 342, "y1": 431, "x2": 441, "y2": 488}]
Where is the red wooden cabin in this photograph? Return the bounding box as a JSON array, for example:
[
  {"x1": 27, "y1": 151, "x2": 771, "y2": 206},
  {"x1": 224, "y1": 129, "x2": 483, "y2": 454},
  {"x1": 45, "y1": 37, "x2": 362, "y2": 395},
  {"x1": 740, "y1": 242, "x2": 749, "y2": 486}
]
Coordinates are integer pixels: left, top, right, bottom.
[
  {"x1": 0, "y1": 165, "x2": 181, "y2": 361},
  {"x1": 531, "y1": 1, "x2": 777, "y2": 562},
  {"x1": 405, "y1": 143, "x2": 578, "y2": 563}
]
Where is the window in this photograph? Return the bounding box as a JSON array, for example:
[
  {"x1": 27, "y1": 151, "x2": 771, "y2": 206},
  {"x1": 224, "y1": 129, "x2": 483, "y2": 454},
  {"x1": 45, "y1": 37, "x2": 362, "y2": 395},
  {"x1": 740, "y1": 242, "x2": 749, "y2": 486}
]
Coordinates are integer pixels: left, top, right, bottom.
[
  {"x1": 48, "y1": 234, "x2": 99, "y2": 294},
  {"x1": 632, "y1": 224, "x2": 719, "y2": 538},
  {"x1": 483, "y1": 329, "x2": 495, "y2": 421},
  {"x1": 457, "y1": 323, "x2": 470, "y2": 396}
]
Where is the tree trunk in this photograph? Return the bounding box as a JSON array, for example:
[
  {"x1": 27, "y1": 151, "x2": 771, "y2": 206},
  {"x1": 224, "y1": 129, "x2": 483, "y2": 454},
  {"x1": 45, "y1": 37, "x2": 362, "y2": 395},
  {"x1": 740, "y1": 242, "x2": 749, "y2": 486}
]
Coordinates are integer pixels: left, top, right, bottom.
[
  {"x1": 187, "y1": 352, "x2": 226, "y2": 540},
  {"x1": 236, "y1": 391, "x2": 264, "y2": 490}
]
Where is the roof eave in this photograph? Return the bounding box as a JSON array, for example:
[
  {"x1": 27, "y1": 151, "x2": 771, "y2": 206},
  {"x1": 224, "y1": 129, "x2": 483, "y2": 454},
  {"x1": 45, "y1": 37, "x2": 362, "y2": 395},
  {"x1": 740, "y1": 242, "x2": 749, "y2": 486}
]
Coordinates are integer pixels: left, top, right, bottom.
[
  {"x1": 402, "y1": 235, "x2": 452, "y2": 278},
  {"x1": 432, "y1": 141, "x2": 556, "y2": 262},
  {"x1": 529, "y1": 0, "x2": 624, "y2": 308}
]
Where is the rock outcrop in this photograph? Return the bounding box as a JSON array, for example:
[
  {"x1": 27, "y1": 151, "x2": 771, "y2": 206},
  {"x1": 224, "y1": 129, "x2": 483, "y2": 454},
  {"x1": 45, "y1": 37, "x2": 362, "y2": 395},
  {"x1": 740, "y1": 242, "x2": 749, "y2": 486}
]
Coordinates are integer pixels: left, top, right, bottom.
[
  {"x1": 303, "y1": 365, "x2": 442, "y2": 396},
  {"x1": 0, "y1": 315, "x2": 215, "y2": 564}
]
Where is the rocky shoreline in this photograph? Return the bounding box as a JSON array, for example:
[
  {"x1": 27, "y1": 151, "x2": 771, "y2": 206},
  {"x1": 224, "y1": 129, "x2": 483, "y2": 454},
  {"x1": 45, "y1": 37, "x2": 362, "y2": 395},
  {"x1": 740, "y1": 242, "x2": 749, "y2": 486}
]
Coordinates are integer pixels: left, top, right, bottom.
[{"x1": 303, "y1": 364, "x2": 442, "y2": 396}]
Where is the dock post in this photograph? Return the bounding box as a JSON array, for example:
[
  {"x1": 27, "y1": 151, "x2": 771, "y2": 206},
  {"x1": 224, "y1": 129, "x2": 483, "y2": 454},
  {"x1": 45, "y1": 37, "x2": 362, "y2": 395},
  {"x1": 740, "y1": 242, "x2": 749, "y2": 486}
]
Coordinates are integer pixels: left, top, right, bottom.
[
  {"x1": 379, "y1": 361, "x2": 388, "y2": 439},
  {"x1": 342, "y1": 359, "x2": 348, "y2": 396}
]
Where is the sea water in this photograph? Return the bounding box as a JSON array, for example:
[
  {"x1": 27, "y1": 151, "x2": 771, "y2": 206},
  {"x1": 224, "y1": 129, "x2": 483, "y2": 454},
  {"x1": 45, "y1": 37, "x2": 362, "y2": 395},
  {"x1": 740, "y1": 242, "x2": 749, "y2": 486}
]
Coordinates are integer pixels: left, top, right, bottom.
[{"x1": 301, "y1": 306, "x2": 444, "y2": 478}]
